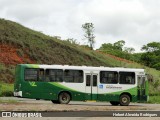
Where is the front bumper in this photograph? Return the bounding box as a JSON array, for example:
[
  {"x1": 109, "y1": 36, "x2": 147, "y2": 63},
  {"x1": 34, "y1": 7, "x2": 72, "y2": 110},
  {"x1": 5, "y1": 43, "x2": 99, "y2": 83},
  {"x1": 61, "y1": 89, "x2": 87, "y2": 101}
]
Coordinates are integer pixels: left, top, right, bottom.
[{"x1": 14, "y1": 91, "x2": 22, "y2": 97}]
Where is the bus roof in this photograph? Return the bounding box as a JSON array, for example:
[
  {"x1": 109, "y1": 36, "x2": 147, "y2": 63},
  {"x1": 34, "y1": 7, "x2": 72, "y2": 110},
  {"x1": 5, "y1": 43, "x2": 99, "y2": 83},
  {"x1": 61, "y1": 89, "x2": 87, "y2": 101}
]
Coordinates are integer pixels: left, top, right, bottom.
[{"x1": 17, "y1": 64, "x2": 145, "y2": 72}]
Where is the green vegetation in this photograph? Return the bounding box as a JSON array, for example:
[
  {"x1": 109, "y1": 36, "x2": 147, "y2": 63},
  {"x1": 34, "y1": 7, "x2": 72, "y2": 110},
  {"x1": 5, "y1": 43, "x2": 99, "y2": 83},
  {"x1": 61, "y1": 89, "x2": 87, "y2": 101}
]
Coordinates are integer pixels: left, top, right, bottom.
[
  {"x1": 98, "y1": 40, "x2": 160, "y2": 71},
  {"x1": 0, "y1": 63, "x2": 15, "y2": 83},
  {"x1": 0, "y1": 99, "x2": 17, "y2": 103},
  {"x1": 82, "y1": 23, "x2": 95, "y2": 50},
  {"x1": 148, "y1": 96, "x2": 160, "y2": 104},
  {"x1": 0, "y1": 82, "x2": 13, "y2": 96},
  {"x1": 141, "y1": 42, "x2": 160, "y2": 70},
  {"x1": 98, "y1": 40, "x2": 136, "y2": 61}
]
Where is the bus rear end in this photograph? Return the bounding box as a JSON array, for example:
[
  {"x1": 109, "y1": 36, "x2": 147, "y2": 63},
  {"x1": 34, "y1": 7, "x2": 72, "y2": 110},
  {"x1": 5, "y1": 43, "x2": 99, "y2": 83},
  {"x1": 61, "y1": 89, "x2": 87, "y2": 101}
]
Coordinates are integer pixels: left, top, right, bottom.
[{"x1": 14, "y1": 64, "x2": 23, "y2": 97}]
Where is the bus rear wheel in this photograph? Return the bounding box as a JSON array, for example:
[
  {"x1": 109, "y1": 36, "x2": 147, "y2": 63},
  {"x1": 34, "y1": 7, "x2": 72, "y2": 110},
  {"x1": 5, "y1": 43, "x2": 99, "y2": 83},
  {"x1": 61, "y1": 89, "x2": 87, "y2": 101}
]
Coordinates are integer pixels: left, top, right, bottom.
[
  {"x1": 110, "y1": 101, "x2": 119, "y2": 106},
  {"x1": 119, "y1": 94, "x2": 130, "y2": 106},
  {"x1": 58, "y1": 92, "x2": 71, "y2": 104}
]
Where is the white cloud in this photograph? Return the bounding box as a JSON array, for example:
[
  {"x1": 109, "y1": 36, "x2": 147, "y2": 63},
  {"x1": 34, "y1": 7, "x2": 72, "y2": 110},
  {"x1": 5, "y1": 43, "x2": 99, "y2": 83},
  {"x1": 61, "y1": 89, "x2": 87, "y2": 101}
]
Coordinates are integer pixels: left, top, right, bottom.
[{"x1": 0, "y1": 0, "x2": 160, "y2": 52}]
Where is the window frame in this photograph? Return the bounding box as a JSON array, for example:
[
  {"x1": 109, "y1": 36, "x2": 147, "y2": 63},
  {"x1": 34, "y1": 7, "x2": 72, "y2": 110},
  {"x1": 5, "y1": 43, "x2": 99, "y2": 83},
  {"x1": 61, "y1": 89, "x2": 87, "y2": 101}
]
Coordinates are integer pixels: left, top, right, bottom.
[
  {"x1": 86, "y1": 75, "x2": 91, "y2": 86},
  {"x1": 64, "y1": 69, "x2": 84, "y2": 83},
  {"x1": 93, "y1": 75, "x2": 97, "y2": 86},
  {"x1": 45, "y1": 69, "x2": 63, "y2": 82},
  {"x1": 24, "y1": 68, "x2": 45, "y2": 82},
  {"x1": 100, "y1": 71, "x2": 118, "y2": 84},
  {"x1": 119, "y1": 71, "x2": 135, "y2": 85}
]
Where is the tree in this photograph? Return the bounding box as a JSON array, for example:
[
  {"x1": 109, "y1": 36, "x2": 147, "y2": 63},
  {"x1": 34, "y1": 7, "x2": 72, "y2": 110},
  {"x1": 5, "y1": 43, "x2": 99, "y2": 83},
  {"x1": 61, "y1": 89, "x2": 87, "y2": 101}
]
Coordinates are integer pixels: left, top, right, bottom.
[
  {"x1": 98, "y1": 40, "x2": 138, "y2": 61},
  {"x1": 66, "y1": 38, "x2": 79, "y2": 45},
  {"x1": 99, "y1": 43, "x2": 115, "y2": 50},
  {"x1": 124, "y1": 47, "x2": 135, "y2": 54},
  {"x1": 113, "y1": 40, "x2": 125, "y2": 51},
  {"x1": 82, "y1": 23, "x2": 95, "y2": 50},
  {"x1": 141, "y1": 42, "x2": 160, "y2": 52},
  {"x1": 140, "y1": 42, "x2": 160, "y2": 70}
]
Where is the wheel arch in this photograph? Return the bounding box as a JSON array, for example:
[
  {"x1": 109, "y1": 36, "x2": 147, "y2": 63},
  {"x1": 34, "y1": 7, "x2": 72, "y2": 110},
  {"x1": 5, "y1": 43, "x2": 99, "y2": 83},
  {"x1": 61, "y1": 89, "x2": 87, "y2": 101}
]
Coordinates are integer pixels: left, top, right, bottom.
[{"x1": 120, "y1": 92, "x2": 132, "y2": 101}]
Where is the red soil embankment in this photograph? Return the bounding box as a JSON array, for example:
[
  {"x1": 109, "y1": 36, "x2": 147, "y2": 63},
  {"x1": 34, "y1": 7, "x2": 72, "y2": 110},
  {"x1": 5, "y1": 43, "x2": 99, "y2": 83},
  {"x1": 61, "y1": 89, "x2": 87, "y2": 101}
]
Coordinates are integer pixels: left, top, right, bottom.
[
  {"x1": 96, "y1": 50, "x2": 134, "y2": 64},
  {"x1": 0, "y1": 44, "x2": 34, "y2": 65}
]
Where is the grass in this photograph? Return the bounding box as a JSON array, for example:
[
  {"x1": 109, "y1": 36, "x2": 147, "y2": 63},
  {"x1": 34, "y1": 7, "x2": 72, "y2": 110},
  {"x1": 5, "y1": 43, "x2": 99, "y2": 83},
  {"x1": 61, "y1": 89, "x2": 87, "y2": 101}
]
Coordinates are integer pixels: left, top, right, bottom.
[
  {"x1": 148, "y1": 95, "x2": 160, "y2": 104},
  {"x1": 0, "y1": 99, "x2": 17, "y2": 103},
  {"x1": 0, "y1": 82, "x2": 14, "y2": 97}
]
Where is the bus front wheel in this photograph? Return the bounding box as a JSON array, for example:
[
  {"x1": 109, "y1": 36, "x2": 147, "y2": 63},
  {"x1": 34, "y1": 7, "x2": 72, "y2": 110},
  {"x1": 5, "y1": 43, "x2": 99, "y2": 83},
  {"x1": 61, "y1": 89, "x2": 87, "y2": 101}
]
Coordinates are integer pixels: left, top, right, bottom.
[
  {"x1": 119, "y1": 94, "x2": 130, "y2": 106},
  {"x1": 110, "y1": 101, "x2": 119, "y2": 106},
  {"x1": 58, "y1": 92, "x2": 71, "y2": 104}
]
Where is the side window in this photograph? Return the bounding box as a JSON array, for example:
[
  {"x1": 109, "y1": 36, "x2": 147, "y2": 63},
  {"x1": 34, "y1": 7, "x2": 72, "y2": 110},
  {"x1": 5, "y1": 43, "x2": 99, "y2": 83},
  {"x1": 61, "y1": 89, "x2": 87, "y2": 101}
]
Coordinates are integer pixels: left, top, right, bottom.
[
  {"x1": 46, "y1": 69, "x2": 63, "y2": 82},
  {"x1": 25, "y1": 69, "x2": 38, "y2": 81},
  {"x1": 93, "y1": 75, "x2": 97, "y2": 86},
  {"x1": 119, "y1": 72, "x2": 135, "y2": 84},
  {"x1": 100, "y1": 71, "x2": 118, "y2": 84},
  {"x1": 64, "y1": 70, "x2": 83, "y2": 83},
  {"x1": 25, "y1": 69, "x2": 44, "y2": 81},
  {"x1": 86, "y1": 75, "x2": 91, "y2": 86},
  {"x1": 38, "y1": 69, "x2": 45, "y2": 81}
]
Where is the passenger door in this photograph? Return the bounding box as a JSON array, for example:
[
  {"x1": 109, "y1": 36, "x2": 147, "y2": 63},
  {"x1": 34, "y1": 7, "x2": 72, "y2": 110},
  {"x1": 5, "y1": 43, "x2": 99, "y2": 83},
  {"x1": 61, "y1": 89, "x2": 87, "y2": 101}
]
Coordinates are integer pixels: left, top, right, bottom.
[{"x1": 85, "y1": 73, "x2": 98, "y2": 100}]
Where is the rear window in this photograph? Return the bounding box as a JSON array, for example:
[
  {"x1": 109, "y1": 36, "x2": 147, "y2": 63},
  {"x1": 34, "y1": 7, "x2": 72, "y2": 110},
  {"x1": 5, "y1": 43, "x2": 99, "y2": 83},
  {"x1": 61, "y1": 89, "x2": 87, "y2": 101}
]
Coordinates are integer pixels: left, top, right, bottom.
[
  {"x1": 119, "y1": 72, "x2": 135, "y2": 84},
  {"x1": 25, "y1": 69, "x2": 38, "y2": 81}
]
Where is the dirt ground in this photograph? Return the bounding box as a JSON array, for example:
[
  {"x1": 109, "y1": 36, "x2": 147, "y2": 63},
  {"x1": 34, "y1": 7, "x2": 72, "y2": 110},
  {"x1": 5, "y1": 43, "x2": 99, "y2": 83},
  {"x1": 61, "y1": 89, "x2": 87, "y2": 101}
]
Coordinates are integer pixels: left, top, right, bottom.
[
  {"x1": 0, "y1": 97, "x2": 160, "y2": 111},
  {"x1": 1, "y1": 98, "x2": 160, "y2": 120},
  {"x1": 0, "y1": 102, "x2": 148, "y2": 111}
]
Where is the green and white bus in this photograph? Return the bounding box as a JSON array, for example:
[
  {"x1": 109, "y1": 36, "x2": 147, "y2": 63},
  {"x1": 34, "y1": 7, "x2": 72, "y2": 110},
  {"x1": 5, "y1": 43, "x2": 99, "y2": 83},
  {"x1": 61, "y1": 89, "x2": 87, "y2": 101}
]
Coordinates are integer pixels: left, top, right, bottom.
[{"x1": 14, "y1": 64, "x2": 149, "y2": 106}]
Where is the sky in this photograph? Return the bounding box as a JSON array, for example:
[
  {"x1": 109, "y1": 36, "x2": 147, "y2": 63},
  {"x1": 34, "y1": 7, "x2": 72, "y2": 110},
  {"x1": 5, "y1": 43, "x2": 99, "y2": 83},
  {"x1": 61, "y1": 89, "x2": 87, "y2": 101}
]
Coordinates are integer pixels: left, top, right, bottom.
[{"x1": 0, "y1": 0, "x2": 160, "y2": 52}]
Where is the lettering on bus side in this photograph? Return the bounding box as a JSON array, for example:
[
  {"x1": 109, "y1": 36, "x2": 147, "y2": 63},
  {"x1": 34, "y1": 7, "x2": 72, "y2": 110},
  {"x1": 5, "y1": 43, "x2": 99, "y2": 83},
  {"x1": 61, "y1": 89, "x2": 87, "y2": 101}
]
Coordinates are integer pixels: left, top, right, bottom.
[
  {"x1": 29, "y1": 82, "x2": 37, "y2": 87},
  {"x1": 106, "y1": 85, "x2": 122, "y2": 89}
]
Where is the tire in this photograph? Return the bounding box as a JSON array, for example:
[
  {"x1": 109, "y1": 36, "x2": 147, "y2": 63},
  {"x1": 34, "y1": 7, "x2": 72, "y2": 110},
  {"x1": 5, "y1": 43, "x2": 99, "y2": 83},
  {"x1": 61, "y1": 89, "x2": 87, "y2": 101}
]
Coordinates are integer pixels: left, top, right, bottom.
[
  {"x1": 51, "y1": 100, "x2": 60, "y2": 104},
  {"x1": 58, "y1": 92, "x2": 71, "y2": 104},
  {"x1": 119, "y1": 94, "x2": 130, "y2": 106},
  {"x1": 110, "y1": 101, "x2": 119, "y2": 106}
]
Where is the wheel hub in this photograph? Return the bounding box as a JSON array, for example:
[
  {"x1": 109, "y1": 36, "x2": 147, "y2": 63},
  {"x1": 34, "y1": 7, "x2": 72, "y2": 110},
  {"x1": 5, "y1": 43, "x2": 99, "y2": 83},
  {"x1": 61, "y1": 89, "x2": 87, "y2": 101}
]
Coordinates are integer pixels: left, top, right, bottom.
[
  {"x1": 122, "y1": 97, "x2": 128, "y2": 103},
  {"x1": 62, "y1": 94, "x2": 67, "y2": 101}
]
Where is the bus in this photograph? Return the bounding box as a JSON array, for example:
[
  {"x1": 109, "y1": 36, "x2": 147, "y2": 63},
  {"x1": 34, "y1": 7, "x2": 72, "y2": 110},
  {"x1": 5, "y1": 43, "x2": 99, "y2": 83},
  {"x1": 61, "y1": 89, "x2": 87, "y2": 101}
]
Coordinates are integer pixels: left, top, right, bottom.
[{"x1": 14, "y1": 64, "x2": 149, "y2": 106}]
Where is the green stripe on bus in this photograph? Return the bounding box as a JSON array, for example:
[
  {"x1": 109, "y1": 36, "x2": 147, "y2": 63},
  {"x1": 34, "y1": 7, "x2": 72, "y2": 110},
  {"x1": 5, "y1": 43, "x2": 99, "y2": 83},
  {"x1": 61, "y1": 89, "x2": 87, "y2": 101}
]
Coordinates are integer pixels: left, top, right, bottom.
[
  {"x1": 24, "y1": 64, "x2": 39, "y2": 68},
  {"x1": 108, "y1": 87, "x2": 137, "y2": 95},
  {"x1": 48, "y1": 82, "x2": 137, "y2": 95}
]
